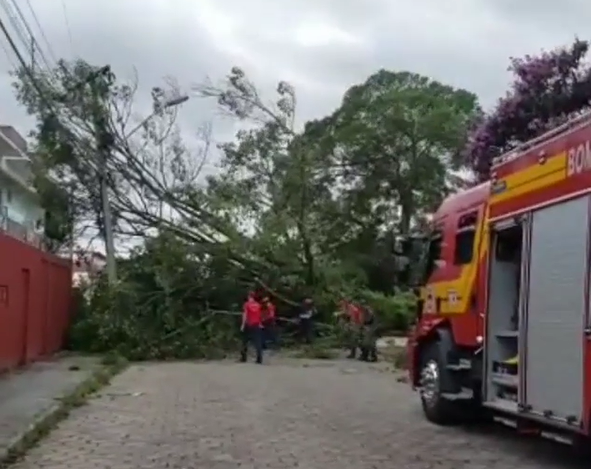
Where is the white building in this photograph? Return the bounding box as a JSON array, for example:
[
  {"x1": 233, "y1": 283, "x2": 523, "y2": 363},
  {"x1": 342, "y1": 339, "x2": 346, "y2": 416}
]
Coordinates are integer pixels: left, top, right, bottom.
[{"x1": 0, "y1": 125, "x2": 45, "y2": 247}]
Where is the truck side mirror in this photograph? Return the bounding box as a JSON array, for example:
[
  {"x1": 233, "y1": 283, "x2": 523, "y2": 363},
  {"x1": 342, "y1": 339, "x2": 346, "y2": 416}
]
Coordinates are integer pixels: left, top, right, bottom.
[{"x1": 393, "y1": 236, "x2": 413, "y2": 255}]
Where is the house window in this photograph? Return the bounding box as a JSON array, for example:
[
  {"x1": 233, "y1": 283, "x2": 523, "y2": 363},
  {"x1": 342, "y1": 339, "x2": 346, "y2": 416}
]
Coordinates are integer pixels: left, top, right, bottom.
[{"x1": 454, "y1": 211, "x2": 478, "y2": 265}]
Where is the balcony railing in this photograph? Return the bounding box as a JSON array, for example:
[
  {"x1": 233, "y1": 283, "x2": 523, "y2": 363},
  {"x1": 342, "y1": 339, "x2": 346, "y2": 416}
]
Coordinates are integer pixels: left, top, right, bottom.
[{"x1": 0, "y1": 207, "x2": 45, "y2": 250}]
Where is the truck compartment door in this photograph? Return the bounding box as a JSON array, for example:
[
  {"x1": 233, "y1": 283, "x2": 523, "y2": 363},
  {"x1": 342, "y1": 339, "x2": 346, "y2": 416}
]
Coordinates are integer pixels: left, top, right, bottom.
[{"x1": 524, "y1": 196, "x2": 588, "y2": 425}]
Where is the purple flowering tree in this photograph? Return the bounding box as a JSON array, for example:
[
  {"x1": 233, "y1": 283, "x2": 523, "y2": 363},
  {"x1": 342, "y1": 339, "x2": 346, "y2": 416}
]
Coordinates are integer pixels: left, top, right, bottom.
[{"x1": 464, "y1": 39, "x2": 591, "y2": 180}]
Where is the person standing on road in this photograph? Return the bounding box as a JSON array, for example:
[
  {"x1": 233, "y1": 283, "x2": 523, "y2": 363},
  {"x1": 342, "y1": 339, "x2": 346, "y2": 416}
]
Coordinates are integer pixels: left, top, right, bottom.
[
  {"x1": 240, "y1": 292, "x2": 263, "y2": 364},
  {"x1": 298, "y1": 298, "x2": 316, "y2": 344},
  {"x1": 359, "y1": 302, "x2": 378, "y2": 362},
  {"x1": 262, "y1": 296, "x2": 278, "y2": 349},
  {"x1": 346, "y1": 301, "x2": 363, "y2": 359},
  {"x1": 335, "y1": 299, "x2": 351, "y2": 350}
]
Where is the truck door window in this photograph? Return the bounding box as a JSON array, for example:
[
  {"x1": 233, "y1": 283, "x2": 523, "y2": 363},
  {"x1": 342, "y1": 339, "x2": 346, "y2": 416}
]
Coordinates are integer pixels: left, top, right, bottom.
[
  {"x1": 421, "y1": 231, "x2": 443, "y2": 284},
  {"x1": 454, "y1": 211, "x2": 478, "y2": 265}
]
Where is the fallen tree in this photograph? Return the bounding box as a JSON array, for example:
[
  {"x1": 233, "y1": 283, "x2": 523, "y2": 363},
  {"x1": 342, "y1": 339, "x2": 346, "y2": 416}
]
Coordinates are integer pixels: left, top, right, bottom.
[{"x1": 15, "y1": 61, "x2": 466, "y2": 358}]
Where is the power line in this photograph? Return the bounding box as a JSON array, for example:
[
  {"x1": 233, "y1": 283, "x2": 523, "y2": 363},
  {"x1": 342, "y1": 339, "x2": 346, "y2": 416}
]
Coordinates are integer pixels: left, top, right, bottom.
[
  {"x1": 22, "y1": 0, "x2": 57, "y2": 65},
  {"x1": 0, "y1": 0, "x2": 52, "y2": 73},
  {"x1": 60, "y1": 0, "x2": 74, "y2": 54},
  {"x1": 0, "y1": 0, "x2": 34, "y2": 63},
  {"x1": 0, "y1": 12, "x2": 119, "y2": 282},
  {"x1": 0, "y1": 12, "x2": 95, "y2": 167},
  {"x1": 8, "y1": 0, "x2": 53, "y2": 69},
  {"x1": 0, "y1": 27, "x2": 16, "y2": 69}
]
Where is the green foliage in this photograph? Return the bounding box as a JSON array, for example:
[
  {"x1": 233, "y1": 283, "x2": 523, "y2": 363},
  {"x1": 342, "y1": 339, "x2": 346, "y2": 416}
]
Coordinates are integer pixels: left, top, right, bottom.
[
  {"x1": 14, "y1": 59, "x2": 481, "y2": 359},
  {"x1": 67, "y1": 234, "x2": 245, "y2": 360},
  {"x1": 321, "y1": 70, "x2": 480, "y2": 235},
  {"x1": 31, "y1": 169, "x2": 73, "y2": 252},
  {"x1": 360, "y1": 290, "x2": 416, "y2": 333}
]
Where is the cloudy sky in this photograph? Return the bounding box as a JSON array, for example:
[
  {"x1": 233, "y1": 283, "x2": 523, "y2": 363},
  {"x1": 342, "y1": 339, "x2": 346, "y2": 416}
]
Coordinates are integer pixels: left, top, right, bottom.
[{"x1": 0, "y1": 0, "x2": 587, "y2": 151}]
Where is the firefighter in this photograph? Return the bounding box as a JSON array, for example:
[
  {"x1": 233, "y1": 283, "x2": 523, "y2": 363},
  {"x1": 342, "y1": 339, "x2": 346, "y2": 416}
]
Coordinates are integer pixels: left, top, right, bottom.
[
  {"x1": 298, "y1": 298, "x2": 316, "y2": 344},
  {"x1": 240, "y1": 292, "x2": 263, "y2": 364},
  {"x1": 262, "y1": 296, "x2": 278, "y2": 349},
  {"x1": 359, "y1": 302, "x2": 378, "y2": 362},
  {"x1": 335, "y1": 299, "x2": 352, "y2": 350},
  {"x1": 346, "y1": 301, "x2": 363, "y2": 359}
]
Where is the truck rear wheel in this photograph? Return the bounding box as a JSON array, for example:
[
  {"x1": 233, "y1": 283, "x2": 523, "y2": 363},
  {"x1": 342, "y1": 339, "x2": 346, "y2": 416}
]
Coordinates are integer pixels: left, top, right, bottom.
[{"x1": 419, "y1": 342, "x2": 466, "y2": 425}]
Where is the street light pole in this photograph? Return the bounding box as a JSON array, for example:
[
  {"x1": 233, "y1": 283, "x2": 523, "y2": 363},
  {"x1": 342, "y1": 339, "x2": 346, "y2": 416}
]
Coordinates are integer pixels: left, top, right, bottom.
[
  {"x1": 100, "y1": 94, "x2": 189, "y2": 284},
  {"x1": 125, "y1": 95, "x2": 189, "y2": 139}
]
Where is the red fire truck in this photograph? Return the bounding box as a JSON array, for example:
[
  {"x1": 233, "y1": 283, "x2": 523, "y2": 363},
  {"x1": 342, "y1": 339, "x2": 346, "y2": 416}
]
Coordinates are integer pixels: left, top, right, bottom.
[{"x1": 404, "y1": 112, "x2": 591, "y2": 445}]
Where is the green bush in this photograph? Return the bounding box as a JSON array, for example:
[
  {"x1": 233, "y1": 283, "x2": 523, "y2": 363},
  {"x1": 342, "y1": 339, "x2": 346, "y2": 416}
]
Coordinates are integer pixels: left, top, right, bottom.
[
  {"x1": 359, "y1": 289, "x2": 415, "y2": 333},
  {"x1": 65, "y1": 231, "x2": 416, "y2": 361},
  {"x1": 67, "y1": 279, "x2": 241, "y2": 361}
]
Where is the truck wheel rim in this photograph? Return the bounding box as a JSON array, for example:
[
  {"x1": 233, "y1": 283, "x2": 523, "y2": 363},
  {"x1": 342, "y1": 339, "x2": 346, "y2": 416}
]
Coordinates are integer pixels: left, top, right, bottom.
[{"x1": 420, "y1": 359, "x2": 439, "y2": 408}]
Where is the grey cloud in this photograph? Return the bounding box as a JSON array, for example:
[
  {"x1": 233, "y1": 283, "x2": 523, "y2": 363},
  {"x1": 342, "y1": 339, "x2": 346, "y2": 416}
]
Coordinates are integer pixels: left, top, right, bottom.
[
  {"x1": 483, "y1": 0, "x2": 589, "y2": 34},
  {"x1": 0, "y1": 0, "x2": 587, "y2": 148}
]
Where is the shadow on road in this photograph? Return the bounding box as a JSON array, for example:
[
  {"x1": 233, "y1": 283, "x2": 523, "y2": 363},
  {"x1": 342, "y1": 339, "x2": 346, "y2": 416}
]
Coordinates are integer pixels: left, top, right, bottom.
[{"x1": 459, "y1": 420, "x2": 589, "y2": 468}]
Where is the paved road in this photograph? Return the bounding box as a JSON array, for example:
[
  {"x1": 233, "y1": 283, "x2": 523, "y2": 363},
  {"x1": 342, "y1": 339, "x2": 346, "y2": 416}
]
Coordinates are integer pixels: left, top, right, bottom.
[
  {"x1": 12, "y1": 357, "x2": 588, "y2": 469},
  {"x1": 0, "y1": 355, "x2": 100, "y2": 460}
]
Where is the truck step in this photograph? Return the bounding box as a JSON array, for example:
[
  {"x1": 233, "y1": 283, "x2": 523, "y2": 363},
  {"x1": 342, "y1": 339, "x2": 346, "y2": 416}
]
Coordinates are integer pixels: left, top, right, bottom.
[
  {"x1": 483, "y1": 398, "x2": 517, "y2": 413},
  {"x1": 441, "y1": 387, "x2": 473, "y2": 401},
  {"x1": 491, "y1": 415, "x2": 574, "y2": 445},
  {"x1": 491, "y1": 372, "x2": 518, "y2": 388},
  {"x1": 446, "y1": 358, "x2": 471, "y2": 371}
]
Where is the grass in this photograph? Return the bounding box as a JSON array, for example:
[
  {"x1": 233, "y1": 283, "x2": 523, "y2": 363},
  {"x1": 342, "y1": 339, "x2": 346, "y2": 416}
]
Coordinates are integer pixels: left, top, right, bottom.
[{"x1": 0, "y1": 354, "x2": 128, "y2": 468}]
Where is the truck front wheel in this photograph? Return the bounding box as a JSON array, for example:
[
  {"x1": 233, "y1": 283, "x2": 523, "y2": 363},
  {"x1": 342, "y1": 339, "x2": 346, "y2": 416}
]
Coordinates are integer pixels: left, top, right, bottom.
[{"x1": 419, "y1": 342, "x2": 462, "y2": 425}]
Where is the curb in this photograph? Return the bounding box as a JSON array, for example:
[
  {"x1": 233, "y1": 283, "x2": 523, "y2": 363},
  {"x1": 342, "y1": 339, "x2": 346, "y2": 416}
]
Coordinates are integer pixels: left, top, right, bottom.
[{"x1": 0, "y1": 357, "x2": 128, "y2": 468}]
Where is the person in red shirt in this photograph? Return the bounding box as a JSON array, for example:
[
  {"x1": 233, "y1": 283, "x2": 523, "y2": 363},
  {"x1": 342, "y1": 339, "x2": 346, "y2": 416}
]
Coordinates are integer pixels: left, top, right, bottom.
[
  {"x1": 240, "y1": 292, "x2": 263, "y2": 364},
  {"x1": 261, "y1": 296, "x2": 278, "y2": 350},
  {"x1": 346, "y1": 301, "x2": 364, "y2": 359}
]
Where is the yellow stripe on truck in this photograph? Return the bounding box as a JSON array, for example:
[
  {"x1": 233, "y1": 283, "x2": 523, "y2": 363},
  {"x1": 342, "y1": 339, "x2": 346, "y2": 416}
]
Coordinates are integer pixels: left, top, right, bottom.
[
  {"x1": 421, "y1": 208, "x2": 490, "y2": 315},
  {"x1": 490, "y1": 151, "x2": 567, "y2": 205},
  {"x1": 423, "y1": 150, "x2": 567, "y2": 316}
]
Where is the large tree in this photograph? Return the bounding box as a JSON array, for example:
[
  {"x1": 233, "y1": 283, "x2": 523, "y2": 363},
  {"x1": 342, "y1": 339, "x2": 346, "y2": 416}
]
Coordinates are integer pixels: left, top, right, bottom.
[
  {"x1": 291, "y1": 71, "x2": 479, "y2": 291},
  {"x1": 196, "y1": 69, "x2": 481, "y2": 294},
  {"x1": 321, "y1": 70, "x2": 479, "y2": 235},
  {"x1": 14, "y1": 58, "x2": 480, "y2": 356},
  {"x1": 195, "y1": 67, "x2": 342, "y2": 289}
]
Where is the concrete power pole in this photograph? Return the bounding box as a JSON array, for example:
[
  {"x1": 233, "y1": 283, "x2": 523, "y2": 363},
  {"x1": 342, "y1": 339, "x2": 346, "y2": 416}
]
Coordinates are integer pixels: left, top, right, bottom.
[
  {"x1": 98, "y1": 143, "x2": 117, "y2": 284},
  {"x1": 88, "y1": 66, "x2": 117, "y2": 284}
]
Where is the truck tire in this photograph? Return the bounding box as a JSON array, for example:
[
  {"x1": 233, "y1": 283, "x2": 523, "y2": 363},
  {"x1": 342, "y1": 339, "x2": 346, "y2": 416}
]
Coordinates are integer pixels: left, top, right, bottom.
[{"x1": 419, "y1": 341, "x2": 462, "y2": 425}]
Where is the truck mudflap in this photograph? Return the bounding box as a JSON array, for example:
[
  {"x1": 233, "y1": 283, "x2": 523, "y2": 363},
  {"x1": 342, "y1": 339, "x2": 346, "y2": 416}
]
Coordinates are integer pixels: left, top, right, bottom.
[{"x1": 407, "y1": 316, "x2": 447, "y2": 388}]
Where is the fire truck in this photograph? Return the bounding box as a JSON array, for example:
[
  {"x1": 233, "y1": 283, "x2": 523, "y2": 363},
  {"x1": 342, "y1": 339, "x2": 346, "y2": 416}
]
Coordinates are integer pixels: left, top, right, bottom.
[{"x1": 404, "y1": 112, "x2": 591, "y2": 446}]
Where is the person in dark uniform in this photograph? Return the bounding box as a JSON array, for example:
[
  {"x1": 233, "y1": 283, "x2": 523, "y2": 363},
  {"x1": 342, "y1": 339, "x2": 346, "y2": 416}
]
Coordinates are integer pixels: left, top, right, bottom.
[
  {"x1": 359, "y1": 302, "x2": 378, "y2": 362},
  {"x1": 240, "y1": 292, "x2": 263, "y2": 364},
  {"x1": 298, "y1": 298, "x2": 316, "y2": 344}
]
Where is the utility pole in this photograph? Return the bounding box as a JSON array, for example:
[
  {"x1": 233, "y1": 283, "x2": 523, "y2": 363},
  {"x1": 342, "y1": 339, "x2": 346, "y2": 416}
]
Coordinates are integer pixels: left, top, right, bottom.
[
  {"x1": 98, "y1": 134, "x2": 117, "y2": 284},
  {"x1": 85, "y1": 66, "x2": 117, "y2": 284}
]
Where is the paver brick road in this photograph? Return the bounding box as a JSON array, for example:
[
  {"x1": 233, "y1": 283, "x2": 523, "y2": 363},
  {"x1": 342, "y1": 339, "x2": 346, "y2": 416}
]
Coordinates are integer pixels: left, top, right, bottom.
[{"x1": 12, "y1": 357, "x2": 588, "y2": 469}]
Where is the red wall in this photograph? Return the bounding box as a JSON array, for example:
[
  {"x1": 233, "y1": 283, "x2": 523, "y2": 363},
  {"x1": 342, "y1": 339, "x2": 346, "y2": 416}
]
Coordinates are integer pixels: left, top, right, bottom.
[{"x1": 0, "y1": 233, "x2": 72, "y2": 371}]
